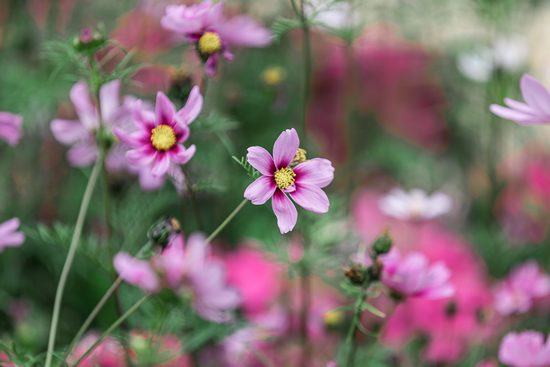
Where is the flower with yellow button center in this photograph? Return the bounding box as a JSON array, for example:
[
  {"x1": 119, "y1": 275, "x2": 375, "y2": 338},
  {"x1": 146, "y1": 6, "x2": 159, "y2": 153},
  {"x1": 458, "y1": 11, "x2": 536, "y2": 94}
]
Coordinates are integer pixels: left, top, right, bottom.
[
  {"x1": 198, "y1": 32, "x2": 221, "y2": 55},
  {"x1": 274, "y1": 167, "x2": 296, "y2": 190},
  {"x1": 150, "y1": 125, "x2": 177, "y2": 151}
]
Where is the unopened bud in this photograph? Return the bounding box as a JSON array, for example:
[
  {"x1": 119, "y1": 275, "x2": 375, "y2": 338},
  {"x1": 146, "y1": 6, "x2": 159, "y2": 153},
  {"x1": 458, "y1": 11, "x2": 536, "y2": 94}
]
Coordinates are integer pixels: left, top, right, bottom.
[
  {"x1": 368, "y1": 258, "x2": 384, "y2": 281},
  {"x1": 373, "y1": 229, "x2": 393, "y2": 255},
  {"x1": 73, "y1": 27, "x2": 106, "y2": 52},
  {"x1": 344, "y1": 265, "x2": 366, "y2": 285},
  {"x1": 290, "y1": 148, "x2": 307, "y2": 168},
  {"x1": 80, "y1": 27, "x2": 94, "y2": 43},
  {"x1": 148, "y1": 217, "x2": 181, "y2": 248}
]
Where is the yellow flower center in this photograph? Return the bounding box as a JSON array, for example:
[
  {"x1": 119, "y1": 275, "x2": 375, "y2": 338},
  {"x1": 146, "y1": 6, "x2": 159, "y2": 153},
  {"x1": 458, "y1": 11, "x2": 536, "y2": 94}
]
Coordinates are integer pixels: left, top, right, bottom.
[
  {"x1": 274, "y1": 167, "x2": 296, "y2": 190},
  {"x1": 198, "y1": 32, "x2": 221, "y2": 55},
  {"x1": 151, "y1": 125, "x2": 176, "y2": 151}
]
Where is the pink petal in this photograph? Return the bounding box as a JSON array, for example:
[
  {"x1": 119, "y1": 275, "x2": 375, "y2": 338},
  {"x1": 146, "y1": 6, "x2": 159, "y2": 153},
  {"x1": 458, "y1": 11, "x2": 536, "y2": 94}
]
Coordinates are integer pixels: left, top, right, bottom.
[
  {"x1": 168, "y1": 144, "x2": 196, "y2": 165},
  {"x1": 175, "y1": 86, "x2": 203, "y2": 125},
  {"x1": 70, "y1": 82, "x2": 98, "y2": 130},
  {"x1": 67, "y1": 144, "x2": 98, "y2": 167},
  {"x1": 126, "y1": 146, "x2": 156, "y2": 166},
  {"x1": 273, "y1": 128, "x2": 299, "y2": 169},
  {"x1": 205, "y1": 53, "x2": 218, "y2": 77},
  {"x1": 0, "y1": 218, "x2": 20, "y2": 237},
  {"x1": 247, "y1": 146, "x2": 275, "y2": 176},
  {"x1": 504, "y1": 98, "x2": 535, "y2": 114},
  {"x1": 521, "y1": 74, "x2": 550, "y2": 116},
  {"x1": 50, "y1": 119, "x2": 89, "y2": 145},
  {"x1": 156, "y1": 92, "x2": 177, "y2": 127},
  {"x1": 289, "y1": 183, "x2": 330, "y2": 214},
  {"x1": 244, "y1": 175, "x2": 276, "y2": 205},
  {"x1": 489, "y1": 104, "x2": 544, "y2": 125},
  {"x1": 152, "y1": 151, "x2": 170, "y2": 177},
  {"x1": 0, "y1": 112, "x2": 23, "y2": 146},
  {"x1": 113, "y1": 252, "x2": 160, "y2": 293},
  {"x1": 112, "y1": 126, "x2": 149, "y2": 148},
  {"x1": 216, "y1": 15, "x2": 273, "y2": 47},
  {"x1": 133, "y1": 100, "x2": 157, "y2": 131},
  {"x1": 99, "y1": 80, "x2": 121, "y2": 122},
  {"x1": 272, "y1": 189, "x2": 297, "y2": 234},
  {"x1": 0, "y1": 233, "x2": 25, "y2": 250},
  {"x1": 293, "y1": 158, "x2": 334, "y2": 188},
  {"x1": 138, "y1": 166, "x2": 166, "y2": 192}
]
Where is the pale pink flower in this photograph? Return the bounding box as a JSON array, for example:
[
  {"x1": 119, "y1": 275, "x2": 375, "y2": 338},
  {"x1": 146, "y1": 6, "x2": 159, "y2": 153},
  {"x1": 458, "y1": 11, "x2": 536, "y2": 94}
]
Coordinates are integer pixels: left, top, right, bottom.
[
  {"x1": 0, "y1": 112, "x2": 23, "y2": 146},
  {"x1": 0, "y1": 218, "x2": 25, "y2": 252},
  {"x1": 51, "y1": 80, "x2": 133, "y2": 167},
  {"x1": 499, "y1": 330, "x2": 550, "y2": 367},
  {"x1": 490, "y1": 74, "x2": 550, "y2": 125},
  {"x1": 66, "y1": 331, "x2": 126, "y2": 367},
  {"x1": 113, "y1": 252, "x2": 161, "y2": 293},
  {"x1": 380, "y1": 247, "x2": 455, "y2": 299},
  {"x1": 244, "y1": 128, "x2": 334, "y2": 234},
  {"x1": 112, "y1": 88, "x2": 201, "y2": 177},
  {"x1": 161, "y1": 0, "x2": 272, "y2": 76},
  {"x1": 378, "y1": 188, "x2": 452, "y2": 221}
]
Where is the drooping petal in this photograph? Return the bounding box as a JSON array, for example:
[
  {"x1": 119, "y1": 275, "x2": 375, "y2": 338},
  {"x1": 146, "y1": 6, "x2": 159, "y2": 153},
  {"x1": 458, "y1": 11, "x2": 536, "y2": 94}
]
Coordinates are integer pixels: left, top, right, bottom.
[
  {"x1": 112, "y1": 126, "x2": 149, "y2": 149},
  {"x1": 489, "y1": 104, "x2": 544, "y2": 125},
  {"x1": 244, "y1": 175, "x2": 277, "y2": 205},
  {"x1": 290, "y1": 183, "x2": 330, "y2": 214},
  {"x1": 184, "y1": 232, "x2": 209, "y2": 272},
  {"x1": 67, "y1": 144, "x2": 98, "y2": 167},
  {"x1": 168, "y1": 144, "x2": 196, "y2": 165},
  {"x1": 99, "y1": 80, "x2": 121, "y2": 123},
  {"x1": 216, "y1": 15, "x2": 273, "y2": 48},
  {"x1": 50, "y1": 119, "x2": 89, "y2": 145},
  {"x1": 205, "y1": 53, "x2": 219, "y2": 77},
  {"x1": 504, "y1": 97, "x2": 536, "y2": 114},
  {"x1": 520, "y1": 74, "x2": 550, "y2": 116},
  {"x1": 293, "y1": 158, "x2": 334, "y2": 188},
  {"x1": 175, "y1": 86, "x2": 203, "y2": 125},
  {"x1": 247, "y1": 146, "x2": 275, "y2": 176},
  {"x1": 126, "y1": 146, "x2": 156, "y2": 166},
  {"x1": 152, "y1": 151, "x2": 171, "y2": 177},
  {"x1": 0, "y1": 232, "x2": 26, "y2": 251},
  {"x1": 70, "y1": 82, "x2": 98, "y2": 130},
  {"x1": 113, "y1": 252, "x2": 160, "y2": 293},
  {"x1": 0, "y1": 218, "x2": 21, "y2": 237},
  {"x1": 273, "y1": 128, "x2": 299, "y2": 169},
  {"x1": 155, "y1": 92, "x2": 177, "y2": 126},
  {"x1": 272, "y1": 189, "x2": 297, "y2": 234}
]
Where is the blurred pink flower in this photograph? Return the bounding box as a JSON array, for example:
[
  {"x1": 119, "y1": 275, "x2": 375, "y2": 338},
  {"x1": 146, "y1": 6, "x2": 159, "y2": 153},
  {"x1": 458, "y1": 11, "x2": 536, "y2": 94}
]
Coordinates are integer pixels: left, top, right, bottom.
[
  {"x1": 161, "y1": 0, "x2": 272, "y2": 76},
  {"x1": 0, "y1": 112, "x2": 23, "y2": 146},
  {"x1": 129, "y1": 331, "x2": 192, "y2": 367},
  {"x1": 67, "y1": 331, "x2": 126, "y2": 367},
  {"x1": 491, "y1": 74, "x2": 550, "y2": 125},
  {"x1": 0, "y1": 217, "x2": 25, "y2": 252},
  {"x1": 244, "y1": 128, "x2": 334, "y2": 233},
  {"x1": 50, "y1": 80, "x2": 133, "y2": 167},
  {"x1": 378, "y1": 188, "x2": 452, "y2": 221},
  {"x1": 499, "y1": 330, "x2": 550, "y2": 367},
  {"x1": 113, "y1": 88, "x2": 201, "y2": 177},
  {"x1": 113, "y1": 252, "x2": 161, "y2": 293},
  {"x1": 0, "y1": 351, "x2": 22, "y2": 367},
  {"x1": 380, "y1": 247, "x2": 455, "y2": 299}
]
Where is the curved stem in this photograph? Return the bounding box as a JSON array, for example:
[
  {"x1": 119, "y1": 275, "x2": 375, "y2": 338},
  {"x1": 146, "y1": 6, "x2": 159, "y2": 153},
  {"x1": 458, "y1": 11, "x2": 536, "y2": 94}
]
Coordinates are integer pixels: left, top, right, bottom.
[
  {"x1": 45, "y1": 158, "x2": 103, "y2": 367},
  {"x1": 205, "y1": 198, "x2": 248, "y2": 243},
  {"x1": 72, "y1": 294, "x2": 152, "y2": 367}
]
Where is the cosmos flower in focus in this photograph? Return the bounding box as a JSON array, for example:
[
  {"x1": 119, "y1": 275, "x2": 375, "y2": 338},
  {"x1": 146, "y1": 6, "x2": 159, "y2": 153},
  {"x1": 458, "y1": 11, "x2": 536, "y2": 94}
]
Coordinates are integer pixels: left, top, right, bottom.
[
  {"x1": 490, "y1": 74, "x2": 550, "y2": 125},
  {"x1": 0, "y1": 112, "x2": 23, "y2": 146},
  {"x1": 244, "y1": 128, "x2": 334, "y2": 233},
  {"x1": 161, "y1": 0, "x2": 272, "y2": 76},
  {"x1": 378, "y1": 188, "x2": 452, "y2": 221},
  {"x1": 499, "y1": 330, "x2": 550, "y2": 367},
  {"x1": 0, "y1": 218, "x2": 25, "y2": 252},
  {"x1": 113, "y1": 87, "x2": 202, "y2": 177}
]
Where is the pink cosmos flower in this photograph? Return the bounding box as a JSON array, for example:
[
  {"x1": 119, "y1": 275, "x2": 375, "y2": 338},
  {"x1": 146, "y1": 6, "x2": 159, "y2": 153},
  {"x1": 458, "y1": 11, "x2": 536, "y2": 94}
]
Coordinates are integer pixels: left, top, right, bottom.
[
  {"x1": 161, "y1": 0, "x2": 272, "y2": 76},
  {"x1": 378, "y1": 188, "x2": 452, "y2": 221},
  {"x1": 499, "y1": 330, "x2": 550, "y2": 367},
  {"x1": 0, "y1": 112, "x2": 23, "y2": 146},
  {"x1": 50, "y1": 80, "x2": 132, "y2": 167},
  {"x1": 112, "y1": 88, "x2": 201, "y2": 177},
  {"x1": 66, "y1": 331, "x2": 126, "y2": 367},
  {"x1": 380, "y1": 247, "x2": 455, "y2": 299},
  {"x1": 129, "y1": 331, "x2": 192, "y2": 367},
  {"x1": 490, "y1": 74, "x2": 550, "y2": 125},
  {"x1": 244, "y1": 128, "x2": 334, "y2": 234},
  {"x1": 0, "y1": 218, "x2": 25, "y2": 252}
]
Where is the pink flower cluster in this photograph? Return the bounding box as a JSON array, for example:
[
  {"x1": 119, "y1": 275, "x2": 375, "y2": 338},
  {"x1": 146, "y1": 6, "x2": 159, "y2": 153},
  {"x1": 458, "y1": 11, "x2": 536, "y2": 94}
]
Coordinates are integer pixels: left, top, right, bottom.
[
  {"x1": 114, "y1": 233, "x2": 240, "y2": 323},
  {"x1": 499, "y1": 330, "x2": 550, "y2": 367}
]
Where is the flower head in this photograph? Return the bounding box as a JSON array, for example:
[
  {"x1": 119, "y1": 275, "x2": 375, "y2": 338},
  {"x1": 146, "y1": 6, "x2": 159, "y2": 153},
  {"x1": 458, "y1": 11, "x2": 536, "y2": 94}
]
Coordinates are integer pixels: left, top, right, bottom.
[
  {"x1": 113, "y1": 87, "x2": 202, "y2": 177},
  {"x1": 490, "y1": 74, "x2": 550, "y2": 125},
  {"x1": 66, "y1": 331, "x2": 126, "y2": 367},
  {"x1": 499, "y1": 330, "x2": 550, "y2": 367},
  {"x1": 0, "y1": 112, "x2": 23, "y2": 146},
  {"x1": 378, "y1": 188, "x2": 452, "y2": 221},
  {"x1": 244, "y1": 128, "x2": 334, "y2": 233},
  {"x1": 161, "y1": 0, "x2": 272, "y2": 76},
  {"x1": 0, "y1": 218, "x2": 25, "y2": 252}
]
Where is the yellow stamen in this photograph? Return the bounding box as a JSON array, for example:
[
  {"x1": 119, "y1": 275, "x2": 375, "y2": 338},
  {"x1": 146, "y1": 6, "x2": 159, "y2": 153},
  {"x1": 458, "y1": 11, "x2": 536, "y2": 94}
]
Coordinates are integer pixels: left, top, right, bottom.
[
  {"x1": 290, "y1": 148, "x2": 307, "y2": 167},
  {"x1": 151, "y1": 125, "x2": 176, "y2": 151},
  {"x1": 274, "y1": 167, "x2": 296, "y2": 190},
  {"x1": 198, "y1": 32, "x2": 221, "y2": 55}
]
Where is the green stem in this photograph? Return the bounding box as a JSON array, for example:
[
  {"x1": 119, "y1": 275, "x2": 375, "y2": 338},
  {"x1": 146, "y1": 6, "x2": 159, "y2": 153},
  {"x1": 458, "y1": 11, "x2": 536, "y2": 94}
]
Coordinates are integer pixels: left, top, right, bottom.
[
  {"x1": 72, "y1": 294, "x2": 152, "y2": 367},
  {"x1": 292, "y1": 0, "x2": 312, "y2": 139},
  {"x1": 345, "y1": 293, "x2": 365, "y2": 367},
  {"x1": 205, "y1": 198, "x2": 248, "y2": 243},
  {"x1": 299, "y1": 257, "x2": 311, "y2": 367},
  {"x1": 45, "y1": 158, "x2": 103, "y2": 367}
]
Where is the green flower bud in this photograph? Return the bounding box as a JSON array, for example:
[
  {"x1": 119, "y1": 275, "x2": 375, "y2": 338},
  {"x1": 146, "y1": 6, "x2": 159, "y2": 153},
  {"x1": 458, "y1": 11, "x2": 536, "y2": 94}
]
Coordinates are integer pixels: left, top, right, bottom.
[{"x1": 373, "y1": 228, "x2": 393, "y2": 255}]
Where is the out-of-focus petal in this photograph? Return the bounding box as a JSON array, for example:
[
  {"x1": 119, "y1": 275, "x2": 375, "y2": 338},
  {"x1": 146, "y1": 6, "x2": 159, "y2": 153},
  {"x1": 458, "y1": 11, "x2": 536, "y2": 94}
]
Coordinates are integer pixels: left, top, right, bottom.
[
  {"x1": 175, "y1": 86, "x2": 203, "y2": 125},
  {"x1": 70, "y1": 82, "x2": 98, "y2": 130},
  {"x1": 99, "y1": 80, "x2": 121, "y2": 122},
  {"x1": 50, "y1": 119, "x2": 88, "y2": 146},
  {"x1": 520, "y1": 74, "x2": 550, "y2": 117},
  {"x1": 168, "y1": 144, "x2": 196, "y2": 165},
  {"x1": 216, "y1": 15, "x2": 273, "y2": 47},
  {"x1": 67, "y1": 144, "x2": 98, "y2": 167},
  {"x1": 113, "y1": 252, "x2": 160, "y2": 293},
  {"x1": 155, "y1": 92, "x2": 177, "y2": 126}
]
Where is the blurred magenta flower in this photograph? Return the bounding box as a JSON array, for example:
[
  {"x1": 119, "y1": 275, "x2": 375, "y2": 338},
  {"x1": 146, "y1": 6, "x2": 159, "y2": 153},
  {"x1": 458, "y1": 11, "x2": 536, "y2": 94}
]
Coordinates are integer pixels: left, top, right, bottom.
[
  {"x1": 51, "y1": 80, "x2": 132, "y2": 167},
  {"x1": 113, "y1": 88, "x2": 201, "y2": 177},
  {"x1": 161, "y1": 0, "x2": 272, "y2": 76},
  {"x1": 380, "y1": 247, "x2": 455, "y2": 299},
  {"x1": 0, "y1": 218, "x2": 25, "y2": 252},
  {"x1": 244, "y1": 128, "x2": 334, "y2": 233},
  {"x1": 0, "y1": 112, "x2": 23, "y2": 146},
  {"x1": 490, "y1": 74, "x2": 550, "y2": 125},
  {"x1": 67, "y1": 331, "x2": 126, "y2": 367},
  {"x1": 493, "y1": 261, "x2": 550, "y2": 316},
  {"x1": 378, "y1": 188, "x2": 452, "y2": 221},
  {"x1": 113, "y1": 252, "x2": 161, "y2": 293},
  {"x1": 499, "y1": 330, "x2": 550, "y2": 367}
]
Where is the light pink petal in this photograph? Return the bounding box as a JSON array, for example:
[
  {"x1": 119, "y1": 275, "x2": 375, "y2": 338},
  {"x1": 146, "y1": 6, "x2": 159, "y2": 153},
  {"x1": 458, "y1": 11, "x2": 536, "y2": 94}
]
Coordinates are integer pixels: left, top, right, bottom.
[
  {"x1": 113, "y1": 252, "x2": 160, "y2": 293},
  {"x1": 133, "y1": 100, "x2": 157, "y2": 131},
  {"x1": 289, "y1": 183, "x2": 330, "y2": 214},
  {"x1": 204, "y1": 0, "x2": 224, "y2": 27},
  {"x1": 216, "y1": 15, "x2": 273, "y2": 47},
  {"x1": 50, "y1": 119, "x2": 89, "y2": 145},
  {"x1": 70, "y1": 82, "x2": 98, "y2": 130},
  {"x1": 185, "y1": 232, "x2": 209, "y2": 272},
  {"x1": 205, "y1": 53, "x2": 218, "y2": 77},
  {"x1": 168, "y1": 144, "x2": 196, "y2": 165},
  {"x1": 244, "y1": 175, "x2": 277, "y2": 205},
  {"x1": 0, "y1": 218, "x2": 21, "y2": 237},
  {"x1": 175, "y1": 86, "x2": 203, "y2": 125},
  {"x1": 138, "y1": 166, "x2": 166, "y2": 192},
  {"x1": 156, "y1": 92, "x2": 177, "y2": 126},
  {"x1": 504, "y1": 98, "x2": 536, "y2": 114},
  {"x1": 105, "y1": 146, "x2": 129, "y2": 172},
  {"x1": 112, "y1": 126, "x2": 148, "y2": 149},
  {"x1": 489, "y1": 104, "x2": 544, "y2": 125},
  {"x1": 293, "y1": 158, "x2": 334, "y2": 188},
  {"x1": 99, "y1": 80, "x2": 121, "y2": 122},
  {"x1": 272, "y1": 189, "x2": 297, "y2": 234},
  {"x1": 521, "y1": 74, "x2": 550, "y2": 116},
  {"x1": 273, "y1": 128, "x2": 299, "y2": 169},
  {"x1": 152, "y1": 151, "x2": 170, "y2": 177},
  {"x1": 0, "y1": 112, "x2": 24, "y2": 146},
  {"x1": 0, "y1": 233, "x2": 26, "y2": 250},
  {"x1": 247, "y1": 146, "x2": 275, "y2": 176},
  {"x1": 126, "y1": 146, "x2": 156, "y2": 166},
  {"x1": 67, "y1": 144, "x2": 98, "y2": 167}
]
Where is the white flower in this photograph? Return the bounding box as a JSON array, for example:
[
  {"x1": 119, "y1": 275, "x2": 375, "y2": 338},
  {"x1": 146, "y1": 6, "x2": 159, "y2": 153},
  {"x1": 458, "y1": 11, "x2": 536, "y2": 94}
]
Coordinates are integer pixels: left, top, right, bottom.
[
  {"x1": 457, "y1": 48, "x2": 494, "y2": 82},
  {"x1": 378, "y1": 188, "x2": 452, "y2": 221}
]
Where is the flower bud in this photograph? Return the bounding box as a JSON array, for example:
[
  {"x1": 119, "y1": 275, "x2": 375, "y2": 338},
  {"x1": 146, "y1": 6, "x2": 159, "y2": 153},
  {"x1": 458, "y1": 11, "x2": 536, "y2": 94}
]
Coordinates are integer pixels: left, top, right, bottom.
[
  {"x1": 372, "y1": 229, "x2": 393, "y2": 255},
  {"x1": 290, "y1": 148, "x2": 307, "y2": 168},
  {"x1": 344, "y1": 265, "x2": 366, "y2": 285},
  {"x1": 148, "y1": 217, "x2": 181, "y2": 248},
  {"x1": 73, "y1": 27, "x2": 106, "y2": 53}
]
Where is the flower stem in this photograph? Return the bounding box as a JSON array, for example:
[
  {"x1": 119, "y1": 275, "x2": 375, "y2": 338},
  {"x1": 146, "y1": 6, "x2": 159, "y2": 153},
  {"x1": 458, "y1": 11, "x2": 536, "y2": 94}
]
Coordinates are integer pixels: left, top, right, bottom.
[
  {"x1": 299, "y1": 258, "x2": 311, "y2": 367},
  {"x1": 45, "y1": 158, "x2": 103, "y2": 367},
  {"x1": 205, "y1": 198, "x2": 248, "y2": 243},
  {"x1": 345, "y1": 293, "x2": 365, "y2": 367},
  {"x1": 71, "y1": 294, "x2": 152, "y2": 367}
]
